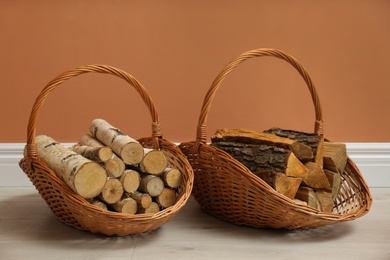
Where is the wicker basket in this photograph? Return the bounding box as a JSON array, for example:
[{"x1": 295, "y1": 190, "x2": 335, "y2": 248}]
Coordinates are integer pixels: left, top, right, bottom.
[
  {"x1": 19, "y1": 65, "x2": 194, "y2": 236},
  {"x1": 179, "y1": 48, "x2": 372, "y2": 229}
]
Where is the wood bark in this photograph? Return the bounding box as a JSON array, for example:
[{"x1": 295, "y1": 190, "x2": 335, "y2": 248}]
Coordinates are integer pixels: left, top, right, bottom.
[
  {"x1": 302, "y1": 162, "x2": 331, "y2": 189},
  {"x1": 139, "y1": 149, "x2": 168, "y2": 175},
  {"x1": 212, "y1": 128, "x2": 313, "y2": 161},
  {"x1": 120, "y1": 169, "x2": 141, "y2": 193},
  {"x1": 139, "y1": 174, "x2": 164, "y2": 197},
  {"x1": 211, "y1": 141, "x2": 307, "y2": 178},
  {"x1": 155, "y1": 188, "x2": 177, "y2": 208},
  {"x1": 161, "y1": 168, "x2": 183, "y2": 189},
  {"x1": 137, "y1": 202, "x2": 160, "y2": 214},
  {"x1": 90, "y1": 118, "x2": 144, "y2": 165},
  {"x1": 111, "y1": 197, "x2": 138, "y2": 214},
  {"x1": 264, "y1": 127, "x2": 324, "y2": 164},
  {"x1": 70, "y1": 144, "x2": 113, "y2": 162},
  {"x1": 256, "y1": 171, "x2": 302, "y2": 199},
  {"x1": 35, "y1": 135, "x2": 107, "y2": 199},
  {"x1": 323, "y1": 142, "x2": 347, "y2": 173},
  {"x1": 99, "y1": 178, "x2": 124, "y2": 204}
]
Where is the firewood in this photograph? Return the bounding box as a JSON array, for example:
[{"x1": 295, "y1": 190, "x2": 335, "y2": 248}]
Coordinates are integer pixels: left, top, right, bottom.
[
  {"x1": 161, "y1": 167, "x2": 183, "y2": 189},
  {"x1": 315, "y1": 189, "x2": 334, "y2": 212},
  {"x1": 70, "y1": 144, "x2": 113, "y2": 162},
  {"x1": 99, "y1": 178, "x2": 124, "y2": 204},
  {"x1": 111, "y1": 197, "x2": 138, "y2": 214},
  {"x1": 293, "y1": 198, "x2": 308, "y2": 206},
  {"x1": 211, "y1": 141, "x2": 308, "y2": 178},
  {"x1": 295, "y1": 186, "x2": 320, "y2": 210},
  {"x1": 128, "y1": 191, "x2": 152, "y2": 209},
  {"x1": 323, "y1": 142, "x2": 347, "y2": 173},
  {"x1": 264, "y1": 127, "x2": 324, "y2": 164},
  {"x1": 155, "y1": 188, "x2": 177, "y2": 208},
  {"x1": 212, "y1": 128, "x2": 313, "y2": 161},
  {"x1": 302, "y1": 162, "x2": 331, "y2": 189},
  {"x1": 256, "y1": 171, "x2": 302, "y2": 199},
  {"x1": 137, "y1": 202, "x2": 160, "y2": 214},
  {"x1": 120, "y1": 169, "x2": 141, "y2": 193},
  {"x1": 139, "y1": 149, "x2": 168, "y2": 175},
  {"x1": 35, "y1": 135, "x2": 107, "y2": 199},
  {"x1": 90, "y1": 118, "x2": 144, "y2": 165},
  {"x1": 324, "y1": 169, "x2": 341, "y2": 200},
  {"x1": 90, "y1": 199, "x2": 108, "y2": 210},
  {"x1": 139, "y1": 174, "x2": 164, "y2": 197}
]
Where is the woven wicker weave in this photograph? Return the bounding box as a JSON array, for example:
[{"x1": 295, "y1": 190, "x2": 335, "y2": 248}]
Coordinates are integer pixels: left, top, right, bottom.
[
  {"x1": 19, "y1": 65, "x2": 194, "y2": 236},
  {"x1": 179, "y1": 48, "x2": 372, "y2": 229}
]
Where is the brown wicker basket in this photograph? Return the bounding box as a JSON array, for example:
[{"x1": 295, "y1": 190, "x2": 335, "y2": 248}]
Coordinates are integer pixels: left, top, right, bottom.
[
  {"x1": 179, "y1": 48, "x2": 372, "y2": 229},
  {"x1": 19, "y1": 64, "x2": 194, "y2": 236}
]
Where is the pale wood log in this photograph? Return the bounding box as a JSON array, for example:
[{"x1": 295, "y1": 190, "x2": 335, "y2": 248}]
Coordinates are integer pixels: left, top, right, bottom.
[
  {"x1": 79, "y1": 134, "x2": 105, "y2": 147},
  {"x1": 315, "y1": 189, "x2": 334, "y2": 212},
  {"x1": 302, "y1": 162, "x2": 331, "y2": 189},
  {"x1": 139, "y1": 148, "x2": 168, "y2": 175},
  {"x1": 155, "y1": 187, "x2": 177, "y2": 208},
  {"x1": 161, "y1": 168, "x2": 183, "y2": 189},
  {"x1": 90, "y1": 199, "x2": 108, "y2": 210},
  {"x1": 137, "y1": 202, "x2": 160, "y2": 214},
  {"x1": 213, "y1": 128, "x2": 313, "y2": 161},
  {"x1": 90, "y1": 118, "x2": 144, "y2": 165},
  {"x1": 139, "y1": 174, "x2": 164, "y2": 197},
  {"x1": 99, "y1": 178, "x2": 124, "y2": 204},
  {"x1": 211, "y1": 141, "x2": 308, "y2": 178},
  {"x1": 323, "y1": 142, "x2": 347, "y2": 173},
  {"x1": 120, "y1": 169, "x2": 141, "y2": 193},
  {"x1": 111, "y1": 197, "x2": 138, "y2": 214},
  {"x1": 256, "y1": 171, "x2": 302, "y2": 199},
  {"x1": 70, "y1": 144, "x2": 113, "y2": 162},
  {"x1": 35, "y1": 135, "x2": 107, "y2": 199},
  {"x1": 128, "y1": 191, "x2": 152, "y2": 209},
  {"x1": 295, "y1": 186, "x2": 320, "y2": 210},
  {"x1": 324, "y1": 169, "x2": 341, "y2": 200}
]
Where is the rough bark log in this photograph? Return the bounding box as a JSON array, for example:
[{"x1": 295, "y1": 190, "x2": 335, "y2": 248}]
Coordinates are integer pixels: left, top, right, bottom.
[
  {"x1": 137, "y1": 202, "x2": 160, "y2": 214},
  {"x1": 90, "y1": 118, "x2": 144, "y2": 165},
  {"x1": 139, "y1": 149, "x2": 168, "y2": 175},
  {"x1": 139, "y1": 174, "x2": 164, "y2": 197},
  {"x1": 211, "y1": 141, "x2": 307, "y2": 178},
  {"x1": 264, "y1": 127, "x2": 324, "y2": 164},
  {"x1": 302, "y1": 162, "x2": 331, "y2": 189},
  {"x1": 99, "y1": 178, "x2": 124, "y2": 204},
  {"x1": 128, "y1": 191, "x2": 152, "y2": 209},
  {"x1": 111, "y1": 197, "x2": 138, "y2": 214},
  {"x1": 120, "y1": 169, "x2": 141, "y2": 193},
  {"x1": 323, "y1": 142, "x2": 347, "y2": 173},
  {"x1": 155, "y1": 187, "x2": 177, "y2": 208},
  {"x1": 212, "y1": 128, "x2": 313, "y2": 161},
  {"x1": 35, "y1": 135, "x2": 107, "y2": 199},
  {"x1": 161, "y1": 167, "x2": 183, "y2": 189},
  {"x1": 256, "y1": 171, "x2": 302, "y2": 199},
  {"x1": 70, "y1": 144, "x2": 113, "y2": 162}
]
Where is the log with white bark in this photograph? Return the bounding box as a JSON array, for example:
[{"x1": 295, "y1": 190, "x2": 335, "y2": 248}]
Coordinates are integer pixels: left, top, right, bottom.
[
  {"x1": 70, "y1": 144, "x2": 113, "y2": 162},
  {"x1": 161, "y1": 168, "x2": 183, "y2": 189}
]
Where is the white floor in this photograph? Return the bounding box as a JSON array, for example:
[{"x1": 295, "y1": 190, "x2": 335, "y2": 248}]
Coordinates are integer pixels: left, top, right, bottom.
[{"x1": 0, "y1": 187, "x2": 389, "y2": 260}]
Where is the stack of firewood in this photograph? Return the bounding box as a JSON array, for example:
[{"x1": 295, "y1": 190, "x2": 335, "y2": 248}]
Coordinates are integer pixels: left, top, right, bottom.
[
  {"x1": 35, "y1": 118, "x2": 183, "y2": 215},
  {"x1": 211, "y1": 128, "x2": 347, "y2": 212}
]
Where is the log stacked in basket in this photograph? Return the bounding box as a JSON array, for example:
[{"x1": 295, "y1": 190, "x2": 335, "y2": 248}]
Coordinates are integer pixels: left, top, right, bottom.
[
  {"x1": 35, "y1": 118, "x2": 183, "y2": 215},
  {"x1": 211, "y1": 128, "x2": 347, "y2": 213}
]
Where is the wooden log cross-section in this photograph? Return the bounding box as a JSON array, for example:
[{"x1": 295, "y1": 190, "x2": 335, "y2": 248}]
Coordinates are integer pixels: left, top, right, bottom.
[{"x1": 35, "y1": 135, "x2": 107, "y2": 199}]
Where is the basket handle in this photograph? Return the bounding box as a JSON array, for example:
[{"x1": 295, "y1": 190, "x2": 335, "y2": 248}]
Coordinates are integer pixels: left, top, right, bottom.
[
  {"x1": 196, "y1": 48, "x2": 324, "y2": 145},
  {"x1": 25, "y1": 64, "x2": 161, "y2": 158}
]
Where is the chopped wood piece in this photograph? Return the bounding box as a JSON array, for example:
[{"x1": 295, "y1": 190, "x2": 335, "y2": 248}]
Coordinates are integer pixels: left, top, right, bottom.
[
  {"x1": 120, "y1": 169, "x2": 141, "y2": 193},
  {"x1": 324, "y1": 169, "x2": 341, "y2": 200},
  {"x1": 111, "y1": 197, "x2": 138, "y2": 214},
  {"x1": 128, "y1": 191, "x2": 152, "y2": 209},
  {"x1": 155, "y1": 188, "x2": 177, "y2": 208},
  {"x1": 295, "y1": 186, "x2": 319, "y2": 210},
  {"x1": 70, "y1": 144, "x2": 113, "y2": 163},
  {"x1": 161, "y1": 168, "x2": 183, "y2": 189},
  {"x1": 139, "y1": 174, "x2": 164, "y2": 197},
  {"x1": 138, "y1": 202, "x2": 160, "y2": 214},
  {"x1": 35, "y1": 135, "x2": 107, "y2": 199},
  {"x1": 90, "y1": 199, "x2": 108, "y2": 210},
  {"x1": 316, "y1": 189, "x2": 334, "y2": 212},
  {"x1": 212, "y1": 128, "x2": 313, "y2": 161},
  {"x1": 256, "y1": 171, "x2": 302, "y2": 199},
  {"x1": 90, "y1": 118, "x2": 144, "y2": 165},
  {"x1": 211, "y1": 141, "x2": 308, "y2": 178},
  {"x1": 139, "y1": 149, "x2": 168, "y2": 175},
  {"x1": 293, "y1": 199, "x2": 308, "y2": 206},
  {"x1": 264, "y1": 127, "x2": 324, "y2": 164},
  {"x1": 302, "y1": 162, "x2": 331, "y2": 189},
  {"x1": 323, "y1": 142, "x2": 347, "y2": 173},
  {"x1": 99, "y1": 178, "x2": 124, "y2": 204}
]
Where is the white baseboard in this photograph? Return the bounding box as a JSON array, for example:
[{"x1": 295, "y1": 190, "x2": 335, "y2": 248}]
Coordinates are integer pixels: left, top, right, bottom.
[{"x1": 1, "y1": 143, "x2": 389, "y2": 187}]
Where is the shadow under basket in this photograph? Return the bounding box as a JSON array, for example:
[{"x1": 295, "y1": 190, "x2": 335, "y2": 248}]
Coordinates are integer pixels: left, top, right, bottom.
[
  {"x1": 179, "y1": 48, "x2": 372, "y2": 229},
  {"x1": 19, "y1": 65, "x2": 194, "y2": 236}
]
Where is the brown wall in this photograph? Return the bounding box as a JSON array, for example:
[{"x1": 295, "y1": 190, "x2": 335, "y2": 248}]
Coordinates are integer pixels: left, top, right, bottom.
[{"x1": 1, "y1": 0, "x2": 389, "y2": 143}]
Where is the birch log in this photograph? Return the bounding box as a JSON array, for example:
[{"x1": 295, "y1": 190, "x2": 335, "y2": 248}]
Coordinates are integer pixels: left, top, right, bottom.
[
  {"x1": 161, "y1": 168, "x2": 183, "y2": 188},
  {"x1": 90, "y1": 119, "x2": 144, "y2": 165},
  {"x1": 70, "y1": 144, "x2": 113, "y2": 162},
  {"x1": 99, "y1": 178, "x2": 124, "y2": 204},
  {"x1": 120, "y1": 169, "x2": 141, "y2": 193},
  {"x1": 137, "y1": 202, "x2": 160, "y2": 214},
  {"x1": 139, "y1": 149, "x2": 168, "y2": 175},
  {"x1": 35, "y1": 135, "x2": 107, "y2": 199}
]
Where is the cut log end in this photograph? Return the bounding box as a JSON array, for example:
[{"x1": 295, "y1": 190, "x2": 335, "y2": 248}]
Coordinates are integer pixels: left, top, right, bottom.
[
  {"x1": 121, "y1": 142, "x2": 144, "y2": 165},
  {"x1": 120, "y1": 170, "x2": 141, "y2": 193},
  {"x1": 74, "y1": 162, "x2": 107, "y2": 199},
  {"x1": 140, "y1": 150, "x2": 168, "y2": 175},
  {"x1": 99, "y1": 178, "x2": 124, "y2": 204},
  {"x1": 161, "y1": 168, "x2": 183, "y2": 189}
]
